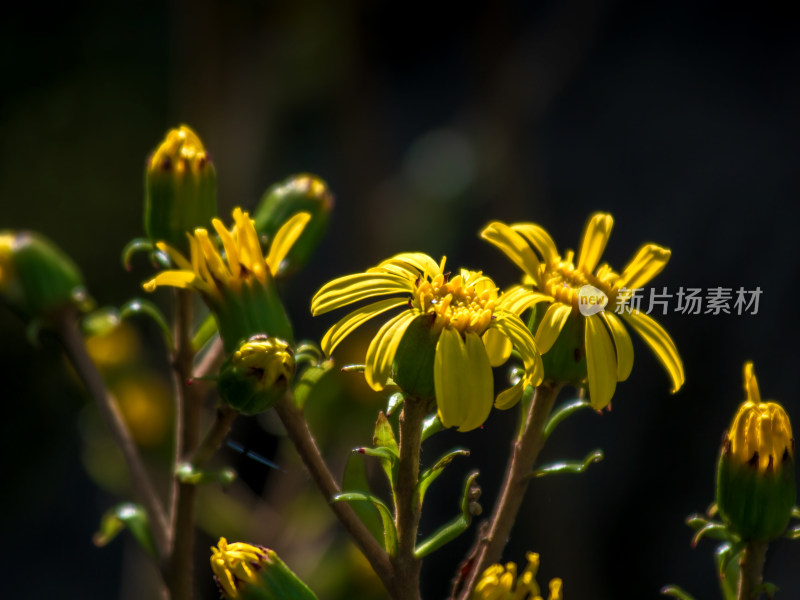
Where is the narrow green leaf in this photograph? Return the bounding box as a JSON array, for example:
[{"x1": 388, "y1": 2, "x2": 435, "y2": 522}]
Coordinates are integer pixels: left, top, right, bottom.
[
  {"x1": 341, "y1": 364, "x2": 366, "y2": 373},
  {"x1": 387, "y1": 392, "x2": 405, "y2": 416},
  {"x1": 544, "y1": 398, "x2": 592, "y2": 440},
  {"x1": 341, "y1": 454, "x2": 384, "y2": 546},
  {"x1": 93, "y1": 502, "x2": 157, "y2": 558},
  {"x1": 414, "y1": 471, "x2": 480, "y2": 559},
  {"x1": 332, "y1": 492, "x2": 398, "y2": 556},
  {"x1": 121, "y1": 238, "x2": 154, "y2": 271},
  {"x1": 373, "y1": 412, "x2": 399, "y2": 455},
  {"x1": 691, "y1": 522, "x2": 736, "y2": 547},
  {"x1": 421, "y1": 413, "x2": 443, "y2": 442},
  {"x1": 292, "y1": 362, "x2": 334, "y2": 410},
  {"x1": 191, "y1": 313, "x2": 218, "y2": 352},
  {"x1": 120, "y1": 298, "x2": 174, "y2": 352},
  {"x1": 660, "y1": 585, "x2": 697, "y2": 600},
  {"x1": 530, "y1": 449, "x2": 603, "y2": 479},
  {"x1": 175, "y1": 462, "x2": 236, "y2": 487},
  {"x1": 415, "y1": 449, "x2": 469, "y2": 508},
  {"x1": 714, "y1": 542, "x2": 741, "y2": 600}
]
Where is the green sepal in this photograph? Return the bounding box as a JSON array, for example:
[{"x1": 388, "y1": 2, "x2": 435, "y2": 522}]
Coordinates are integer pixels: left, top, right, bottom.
[
  {"x1": 714, "y1": 542, "x2": 743, "y2": 600},
  {"x1": 660, "y1": 585, "x2": 697, "y2": 600},
  {"x1": 341, "y1": 454, "x2": 385, "y2": 546},
  {"x1": 93, "y1": 502, "x2": 157, "y2": 558},
  {"x1": 332, "y1": 492, "x2": 398, "y2": 557},
  {"x1": 292, "y1": 361, "x2": 334, "y2": 410},
  {"x1": 691, "y1": 521, "x2": 737, "y2": 547},
  {"x1": 421, "y1": 413, "x2": 444, "y2": 442},
  {"x1": 544, "y1": 398, "x2": 592, "y2": 440},
  {"x1": 253, "y1": 174, "x2": 333, "y2": 278},
  {"x1": 175, "y1": 462, "x2": 236, "y2": 488},
  {"x1": 415, "y1": 448, "x2": 470, "y2": 509},
  {"x1": 240, "y1": 549, "x2": 319, "y2": 600},
  {"x1": 120, "y1": 299, "x2": 175, "y2": 353},
  {"x1": 414, "y1": 471, "x2": 480, "y2": 559},
  {"x1": 529, "y1": 449, "x2": 603, "y2": 480},
  {"x1": 294, "y1": 342, "x2": 324, "y2": 367},
  {"x1": 121, "y1": 238, "x2": 155, "y2": 271}
]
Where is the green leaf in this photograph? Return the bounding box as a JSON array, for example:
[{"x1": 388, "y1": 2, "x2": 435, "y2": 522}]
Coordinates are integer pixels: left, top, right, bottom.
[
  {"x1": 415, "y1": 448, "x2": 470, "y2": 509},
  {"x1": 691, "y1": 522, "x2": 737, "y2": 547},
  {"x1": 544, "y1": 398, "x2": 592, "y2": 440},
  {"x1": 341, "y1": 454, "x2": 385, "y2": 546},
  {"x1": 421, "y1": 413, "x2": 443, "y2": 442},
  {"x1": 191, "y1": 313, "x2": 218, "y2": 352},
  {"x1": 387, "y1": 392, "x2": 405, "y2": 416},
  {"x1": 120, "y1": 298, "x2": 174, "y2": 352},
  {"x1": 373, "y1": 412, "x2": 399, "y2": 455},
  {"x1": 714, "y1": 542, "x2": 741, "y2": 600},
  {"x1": 414, "y1": 471, "x2": 480, "y2": 559},
  {"x1": 120, "y1": 238, "x2": 155, "y2": 271},
  {"x1": 660, "y1": 585, "x2": 697, "y2": 600},
  {"x1": 93, "y1": 502, "x2": 157, "y2": 558},
  {"x1": 332, "y1": 492, "x2": 398, "y2": 557},
  {"x1": 292, "y1": 362, "x2": 334, "y2": 410},
  {"x1": 175, "y1": 462, "x2": 236, "y2": 487},
  {"x1": 530, "y1": 449, "x2": 603, "y2": 479}
]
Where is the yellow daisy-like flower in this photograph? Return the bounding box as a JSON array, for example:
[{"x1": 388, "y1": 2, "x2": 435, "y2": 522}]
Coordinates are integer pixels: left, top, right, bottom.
[
  {"x1": 143, "y1": 207, "x2": 310, "y2": 351},
  {"x1": 210, "y1": 538, "x2": 268, "y2": 599},
  {"x1": 311, "y1": 253, "x2": 543, "y2": 432},
  {"x1": 472, "y1": 552, "x2": 562, "y2": 600},
  {"x1": 481, "y1": 213, "x2": 684, "y2": 409}
]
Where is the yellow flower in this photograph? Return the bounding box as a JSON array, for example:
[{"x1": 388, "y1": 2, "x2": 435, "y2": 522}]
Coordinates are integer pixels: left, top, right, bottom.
[
  {"x1": 210, "y1": 538, "x2": 268, "y2": 599},
  {"x1": 472, "y1": 552, "x2": 563, "y2": 600},
  {"x1": 311, "y1": 253, "x2": 543, "y2": 431},
  {"x1": 481, "y1": 213, "x2": 684, "y2": 409},
  {"x1": 143, "y1": 207, "x2": 310, "y2": 350}
]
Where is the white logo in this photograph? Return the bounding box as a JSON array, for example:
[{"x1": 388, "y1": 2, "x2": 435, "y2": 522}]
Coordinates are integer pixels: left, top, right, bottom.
[{"x1": 578, "y1": 285, "x2": 608, "y2": 316}]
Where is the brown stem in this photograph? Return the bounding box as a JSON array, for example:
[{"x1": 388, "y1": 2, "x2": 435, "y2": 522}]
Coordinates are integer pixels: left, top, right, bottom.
[
  {"x1": 392, "y1": 396, "x2": 427, "y2": 600},
  {"x1": 456, "y1": 383, "x2": 561, "y2": 600},
  {"x1": 191, "y1": 404, "x2": 238, "y2": 467},
  {"x1": 738, "y1": 541, "x2": 768, "y2": 600},
  {"x1": 274, "y1": 395, "x2": 396, "y2": 595},
  {"x1": 56, "y1": 311, "x2": 170, "y2": 559}
]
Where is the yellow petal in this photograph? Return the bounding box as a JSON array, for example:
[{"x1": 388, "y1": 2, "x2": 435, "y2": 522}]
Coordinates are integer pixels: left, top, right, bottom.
[
  {"x1": 435, "y1": 329, "x2": 493, "y2": 432},
  {"x1": 620, "y1": 310, "x2": 684, "y2": 393},
  {"x1": 534, "y1": 303, "x2": 572, "y2": 354},
  {"x1": 370, "y1": 252, "x2": 441, "y2": 278},
  {"x1": 311, "y1": 272, "x2": 415, "y2": 315},
  {"x1": 142, "y1": 270, "x2": 197, "y2": 292},
  {"x1": 577, "y1": 213, "x2": 613, "y2": 274},
  {"x1": 265, "y1": 211, "x2": 312, "y2": 274},
  {"x1": 482, "y1": 327, "x2": 512, "y2": 367},
  {"x1": 492, "y1": 311, "x2": 544, "y2": 388},
  {"x1": 584, "y1": 314, "x2": 617, "y2": 409},
  {"x1": 600, "y1": 312, "x2": 634, "y2": 381},
  {"x1": 155, "y1": 241, "x2": 194, "y2": 272},
  {"x1": 320, "y1": 298, "x2": 408, "y2": 356},
  {"x1": 364, "y1": 310, "x2": 416, "y2": 391},
  {"x1": 495, "y1": 378, "x2": 525, "y2": 410},
  {"x1": 497, "y1": 285, "x2": 553, "y2": 315},
  {"x1": 480, "y1": 221, "x2": 542, "y2": 287},
  {"x1": 233, "y1": 209, "x2": 266, "y2": 280},
  {"x1": 195, "y1": 229, "x2": 232, "y2": 284},
  {"x1": 743, "y1": 361, "x2": 760, "y2": 404},
  {"x1": 212, "y1": 218, "x2": 241, "y2": 279},
  {"x1": 615, "y1": 243, "x2": 671, "y2": 290},
  {"x1": 511, "y1": 223, "x2": 559, "y2": 265}
]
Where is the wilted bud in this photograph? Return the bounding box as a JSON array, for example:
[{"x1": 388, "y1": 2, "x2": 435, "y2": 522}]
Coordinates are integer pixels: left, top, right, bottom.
[
  {"x1": 716, "y1": 362, "x2": 796, "y2": 541},
  {"x1": 0, "y1": 231, "x2": 90, "y2": 320},
  {"x1": 144, "y1": 125, "x2": 217, "y2": 250},
  {"x1": 253, "y1": 174, "x2": 333, "y2": 277},
  {"x1": 210, "y1": 538, "x2": 317, "y2": 600},
  {"x1": 218, "y1": 335, "x2": 296, "y2": 415}
]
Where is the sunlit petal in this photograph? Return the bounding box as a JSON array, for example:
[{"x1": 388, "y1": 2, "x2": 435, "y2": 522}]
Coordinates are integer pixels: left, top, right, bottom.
[
  {"x1": 577, "y1": 213, "x2": 613, "y2": 274},
  {"x1": 534, "y1": 303, "x2": 572, "y2": 354},
  {"x1": 265, "y1": 212, "x2": 312, "y2": 274},
  {"x1": 620, "y1": 310, "x2": 684, "y2": 393},
  {"x1": 320, "y1": 298, "x2": 409, "y2": 356},
  {"x1": 600, "y1": 312, "x2": 634, "y2": 382},
  {"x1": 511, "y1": 223, "x2": 559, "y2": 265},
  {"x1": 480, "y1": 221, "x2": 542, "y2": 287},
  {"x1": 615, "y1": 244, "x2": 671, "y2": 290},
  {"x1": 584, "y1": 314, "x2": 617, "y2": 409},
  {"x1": 311, "y1": 273, "x2": 415, "y2": 315},
  {"x1": 482, "y1": 327, "x2": 512, "y2": 367},
  {"x1": 364, "y1": 310, "x2": 417, "y2": 391}
]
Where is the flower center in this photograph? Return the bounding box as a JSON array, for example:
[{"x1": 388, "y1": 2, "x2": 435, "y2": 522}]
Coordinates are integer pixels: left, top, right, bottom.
[
  {"x1": 413, "y1": 271, "x2": 496, "y2": 335},
  {"x1": 543, "y1": 261, "x2": 614, "y2": 310}
]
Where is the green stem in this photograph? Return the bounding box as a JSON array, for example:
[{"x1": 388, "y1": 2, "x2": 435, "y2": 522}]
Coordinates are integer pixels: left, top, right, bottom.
[
  {"x1": 455, "y1": 382, "x2": 562, "y2": 600},
  {"x1": 56, "y1": 311, "x2": 170, "y2": 559},
  {"x1": 393, "y1": 396, "x2": 427, "y2": 600},
  {"x1": 737, "y1": 541, "x2": 768, "y2": 600}
]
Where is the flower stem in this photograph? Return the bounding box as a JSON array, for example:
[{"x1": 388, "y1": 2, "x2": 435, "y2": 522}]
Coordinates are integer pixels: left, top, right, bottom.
[
  {"x1": 393, "y1": 396, "x2": 427, "y2": 600},
  {"x1": 274, "y1": 395, "x2": 397, "y2": 595},
  {"x1": 455, "y1": 382, "x2": 562, "y2": 600},
  {"x1": 737, "y1": 541, "x2": 768, "y2": 600},
  {"x1": 56, "y1": 310, "x2": 170, "y2": 559}
]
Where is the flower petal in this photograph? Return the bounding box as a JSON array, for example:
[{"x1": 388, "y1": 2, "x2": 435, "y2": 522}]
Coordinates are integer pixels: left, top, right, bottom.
[
  {"x1": 369, "y1": 253, "x2": 441, "y2": 279},
  {"x1": 143, "y1": 270, "x2": 198, "y2": 292},
  {"x1": 492, "y1": 310, "x2": 544, "y2": 388},
  {"x1": 577, "y1": 213, "x2": 613, "y2": 274},
  {"x1": 494, "y1": 378, "x2": 525, "y2": 411},
  {"x1": 600, "y1": 312, "x2": 634, "y2": 382},
  {"x1": 620, "y1": 310, "x2": 684, "y2": 393},
  {"x1": 534, "y1": 303, "x2": 573, "y2": 354},
  {"x1": 311, "y1": 272, "x2": 414, "y2": 315},
  {"x1": 265, "y1": 211, "x2": 312, "y2": 274},
  {"x1": 482, "y1": 327, "x2": 512, "y2": 367},
  {"x1": 320, "y1": 298, "x2": 409, "y2": 356},
  {"x1": 480, "y1": 221, "x2": 542, "y2": 287},
  {"x1": 195, "y1": 229, "x2": 232, "y2": 284},
  {"x1": 511, "y1": 223, "x2": 559, "y2": 265},
  {"x1": 155, "y1": 241, "x2": 194, "y2": 272},
  {"x1": 584, "y1": 314, "x2": 617, "y2": 409},
  {"x1": 364, "y1": 310, "x2": 416, "y2": 391},
  {"x1": 497, "y1": 285, "x2": 553, "y2": 316},
  {"x1": 212, "y1": 219, "x2": 241, "y2": 280},
  {"x1": 615, "y1": 244, "x2": 671, "y2": 291},
  {"x1": 435, "y1": 329, "x2": 493, "y2": 432},
  {"x1": 233, "y1": 208, "x2": 266, "y2": 280}
]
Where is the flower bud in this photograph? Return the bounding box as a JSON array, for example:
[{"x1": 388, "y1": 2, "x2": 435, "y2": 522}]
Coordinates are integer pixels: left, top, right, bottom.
[
  {"x1": 0, "y1": 230, "x2": 90, "y2": 319},
  {"x1": 472, "y1": 552, "x2": 562, "y2": 600},
  {"x1": 218, "y1": 335, "x2": 296, "y2": 415},
  {"x1": 716, "y1": 362, "x2": 796, "y2": 541},
  {"x1": 253, "y1": 174, "x2": 333, "y2": 277},
  {"x1": 210, "y1": 538, "x2": 317, "y2": 600},
  {"x1": 144, "y1": 125, "x2": 217, "y2": 250}
]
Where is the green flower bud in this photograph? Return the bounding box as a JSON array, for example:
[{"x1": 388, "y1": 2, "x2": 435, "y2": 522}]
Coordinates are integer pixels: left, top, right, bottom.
[
  {"x1": 536, "y1": 306, "x2": 587, "y2": 386},
  {"x1": 716, "y1": 362, "x2": 796, "y2": 541},
  {"x1": 253, "y1": 174, "x2": 333, "y2": 277},
  {"x1": 391, "y1": 314, "x2": 439, "y2": 400},
  {"x1": 144, "y1": 125, "x2": 217, "y2": 250},
  {"x1": 210, "y1": 538, "x2": 317, "y2": 600},
  {"x1": 0, "y1": 231, "x2": 90, "y2": 319},
  {"x1": 218, "y1": 336, "x2": 296, "y2": 415}
]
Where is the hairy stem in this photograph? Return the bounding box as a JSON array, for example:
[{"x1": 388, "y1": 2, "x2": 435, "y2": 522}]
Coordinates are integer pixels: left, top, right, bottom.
[
  {"x1": 274, "y1": 395, "x2": 397, "y2": 595},
  {"x1": 738, "y1": 541, "x2": 768, "y2": 600},
  {"x1": 57, "y1": 311, "x2": 170, "y2": 559},
  {"x1": 456, "y1": 383, "x2": 561, "y2": 599}
]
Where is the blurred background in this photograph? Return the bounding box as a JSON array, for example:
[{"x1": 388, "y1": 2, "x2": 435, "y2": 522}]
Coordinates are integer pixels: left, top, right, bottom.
[{"x1": 3, "y1": 1, "x2": 800, "y2": 598}]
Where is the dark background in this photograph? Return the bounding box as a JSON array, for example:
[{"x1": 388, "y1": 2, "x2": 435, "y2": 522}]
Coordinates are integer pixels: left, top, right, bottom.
[{"x1": 3, "y1": 1, "x2": 800, "y2": 598}]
